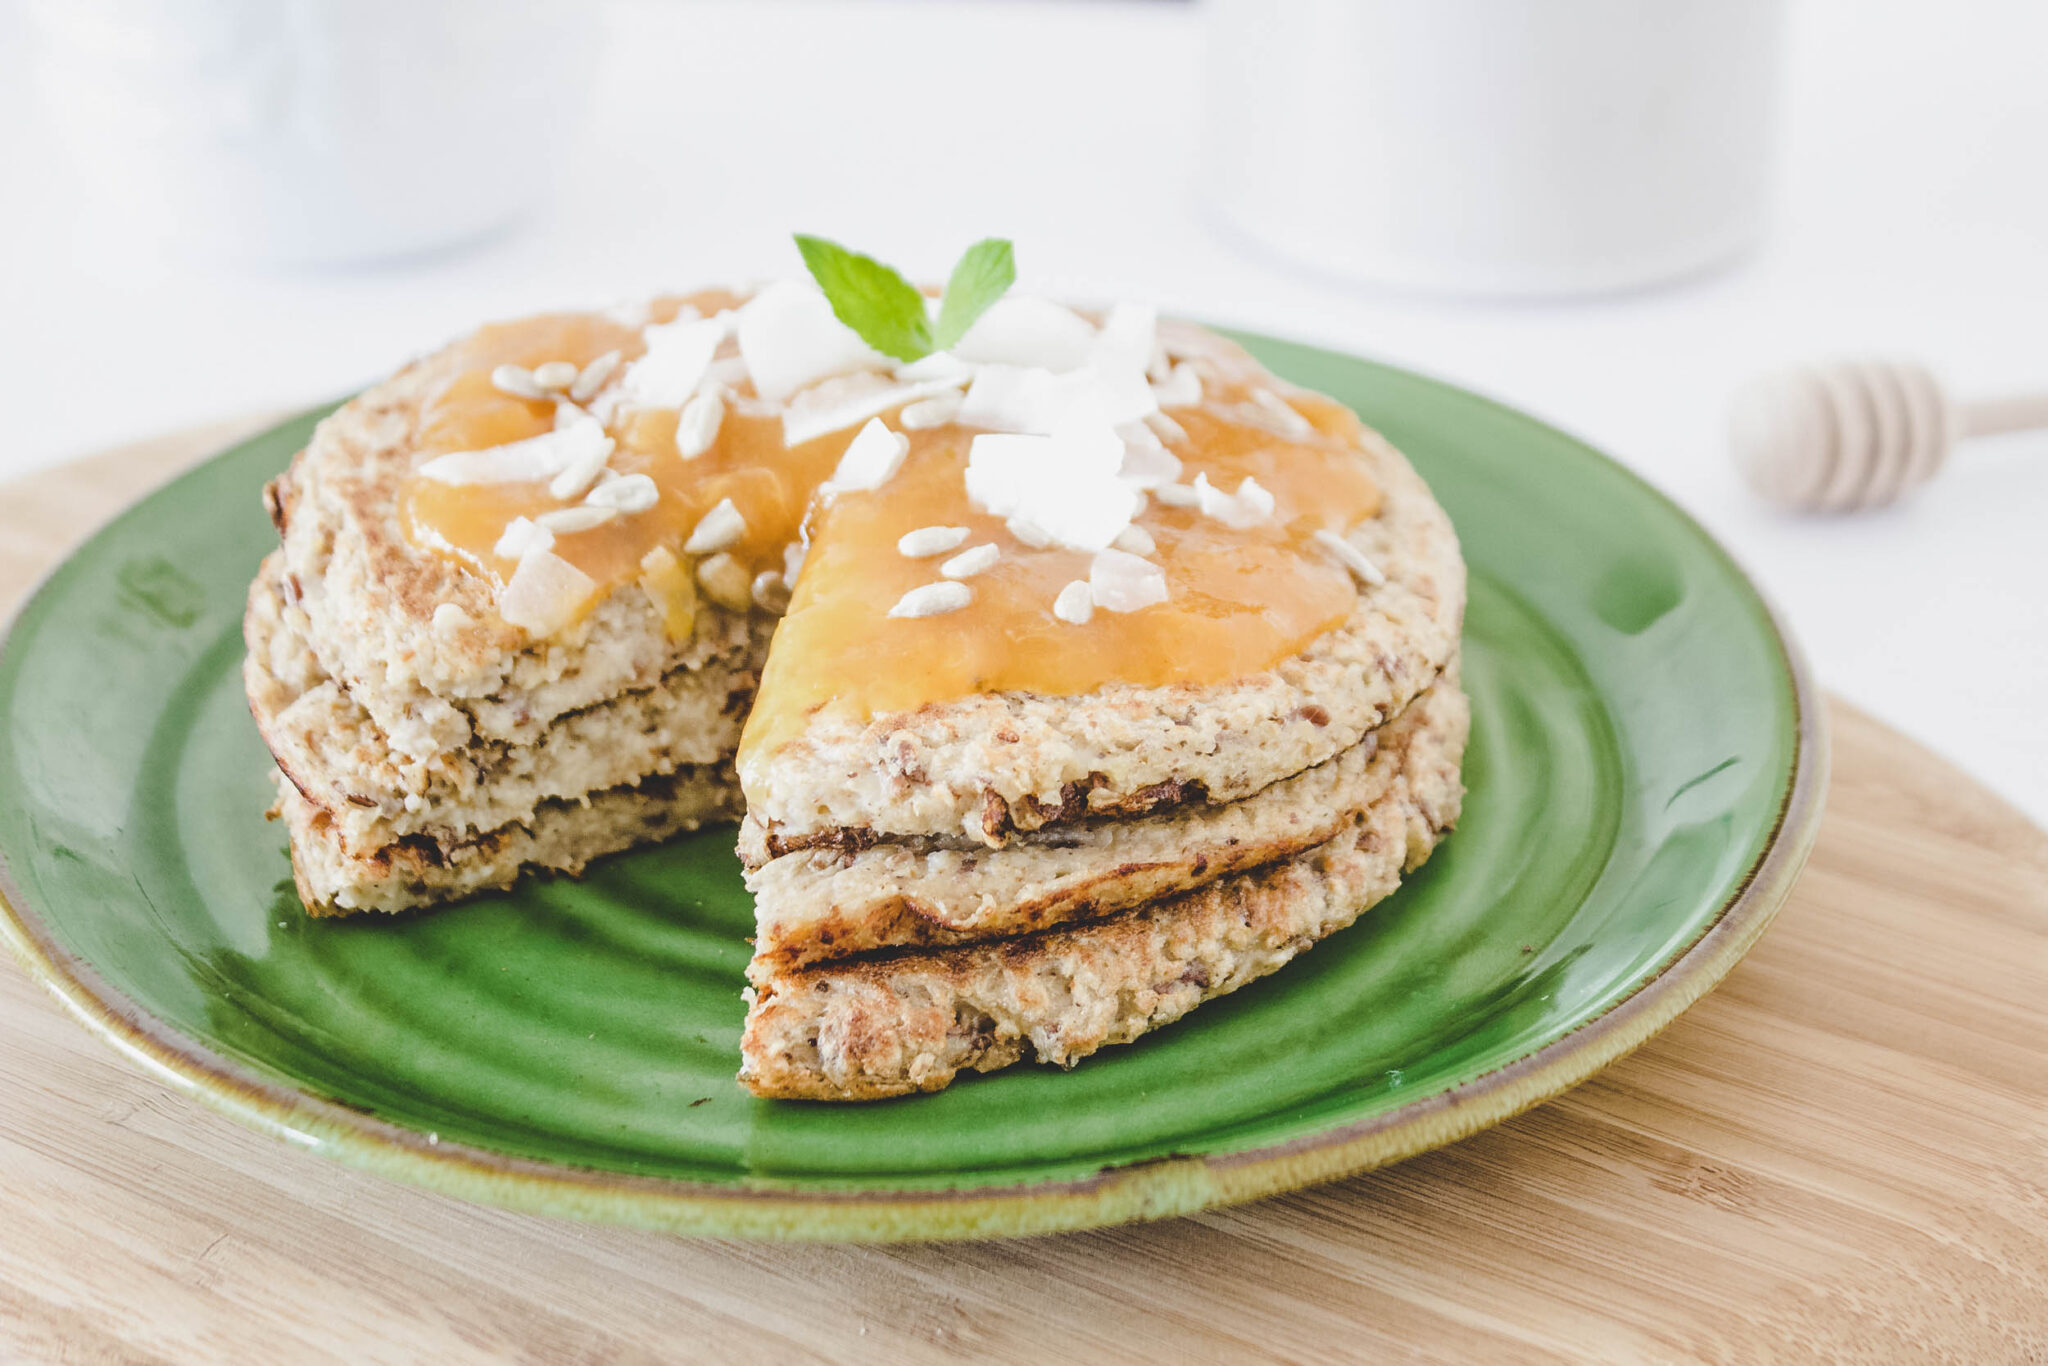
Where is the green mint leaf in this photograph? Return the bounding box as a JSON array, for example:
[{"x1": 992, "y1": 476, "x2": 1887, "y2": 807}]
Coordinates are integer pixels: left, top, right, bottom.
[
  {"x1": 793, "y1": 234, "x2": 933, "y2": 362},
  {"x1": 930, "y1": 238, "x2": 1017, "y2": 352}
]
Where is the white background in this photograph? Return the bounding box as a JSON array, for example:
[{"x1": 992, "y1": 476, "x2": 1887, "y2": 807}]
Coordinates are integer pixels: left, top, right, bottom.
[{"x1": 2, "y1": 0, "x2": 2044, "y2": 821}]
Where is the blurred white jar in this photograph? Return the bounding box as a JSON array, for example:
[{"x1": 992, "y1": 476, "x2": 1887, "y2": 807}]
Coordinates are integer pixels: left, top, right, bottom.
[
  {"x1": 1203, "y1": 0, "x2": 1787, "y2": 297},
  {"x1": 23, "y1": 0, "x2": 601, "y2": 266}
]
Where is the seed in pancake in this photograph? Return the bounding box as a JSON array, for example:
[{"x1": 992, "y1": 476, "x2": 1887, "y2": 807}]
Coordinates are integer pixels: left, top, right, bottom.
[
  {"x1": 547, "y1": 427, "x2": 614, "y2": 500},
  {"x1": 1252, "y1": 388, "x2": 1314, "y2": 438},
  {"x1": 940, "y1": 543, "x2": 999, "y2": 579},
  {"x1": 897, "y1": 525, "x2": 970, "y2": 558},
  {"x1": 1151, "y1": 362, "x2": 1202, "y2": 409},
  {"x1": 1152, "y1": 482, "x2": 1198, "y2": 508},
  {"x1": 676, "y1": 388, "x2": 725, "y2": 459},
  {"x1": 899, "y1": 392, "x2": 964, "y2": 430},
  {"x1": 570, "y1": 349, "x2": 622, "y2": 402},
  {"x1": 531, "y1": 360, "x2": 580, "y2": 391},
  {"x1": 535, "y1": 505, "x2": 618, "y2": 534},
  {"x1": 751, "y1": 569, "x2": 792, "y2": 613},
  {"x1": 1314, "y1": 528, "x2": 1386, "y2": 585},
  {"x1": 1113, "y1": 524, "x2": 1156, "y2": 556},
  {"x1": 1052, "y1": 580, "x2": 1094, "y2": 625},
  {"x1": 490, "y1": 364, "x2": 548, "y2": 400},
  {"x1": 696, "y1": 552, "x2": 753, "y2": 612},
  {"x1": 586, "y1": 472, "x2": 658, "y2": 514},
  {"x1": 1193, "y1": 472, "x2": 1274, "y2": 528},
  {"x1": 889, "y1": 581, "x2": 972, "y2": 619},
  {"x1": 683, "y1": 497, "x2": 746, "y2": 554},
  {"x1": 1143, "y1": 410, "x2": 1188, "y2": 445}
]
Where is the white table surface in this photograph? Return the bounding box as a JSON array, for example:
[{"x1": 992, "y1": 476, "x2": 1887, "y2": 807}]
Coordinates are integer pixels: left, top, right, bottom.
[{"x1": 2, "y1": 0, "x2": 2043, "y2": 822}]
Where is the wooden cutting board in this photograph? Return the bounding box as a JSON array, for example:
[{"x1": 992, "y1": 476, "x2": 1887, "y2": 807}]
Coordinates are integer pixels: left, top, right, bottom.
[{"x1": 3, "y1": 422, "x2": 2045, "y2": 1365}]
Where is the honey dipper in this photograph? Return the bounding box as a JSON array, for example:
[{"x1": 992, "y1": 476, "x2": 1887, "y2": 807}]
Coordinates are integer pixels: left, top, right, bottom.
[{"x1": 1728, "y1": 360, "x2": 2048, "y2": 512}]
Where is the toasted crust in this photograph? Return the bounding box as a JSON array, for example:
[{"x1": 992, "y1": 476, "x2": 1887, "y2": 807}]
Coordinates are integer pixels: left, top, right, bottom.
[
  {"x1": 246, "y1": 552, "x2": 758, "y2": 858},
  {"x1": 741, "y1": 413, "x2": 1464, "y2": 850},
  {"x1": 275, "y1": 767, "x2": 742, "y2": 917},
  {"x1": 737, "y1": 676, "x2": 1468, "y2": 1100},
  {"x1": 743, "y1": 668, "x2": 1456, "y2": 980}
]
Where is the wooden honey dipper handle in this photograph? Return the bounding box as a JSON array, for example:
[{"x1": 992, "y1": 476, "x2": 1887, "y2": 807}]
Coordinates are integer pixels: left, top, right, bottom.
[{"x1": 1729, "y1": 360, "x2": 2048, "y2": 512}]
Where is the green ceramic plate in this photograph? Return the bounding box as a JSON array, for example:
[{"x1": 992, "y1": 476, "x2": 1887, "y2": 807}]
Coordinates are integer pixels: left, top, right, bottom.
[{"x1": 0, "y1": 334, "x2": 1824, "y2": 1242}]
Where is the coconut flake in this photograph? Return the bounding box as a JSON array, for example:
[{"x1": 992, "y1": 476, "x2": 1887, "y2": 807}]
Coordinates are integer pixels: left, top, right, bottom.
[
  {"x1": 418, "y1": 417, "x2": 613, "y2": 486},
  {"x1": 899, "y1": 391, "x2": 965, "y2": 430},
  {"x1": 940, "y1": 543, "x2": 1000, "y2": 579},
  {"x1": 586, "y1": 472, "x2": 659, "y2": 514},
  {"x1": 1091, "y1": 302, "x2": 1157, "y2": 377},
  {"x1": 1152, "y1": 482, "x2": 1199, "y2": 508},
  {"x1": 897, "y1": 525, "x2": 971, "y2": 558},
  {"x1": 1314, "y1": 528, "x2": 1387, "y2": 585},
  {"x1": 1117, "y1": 440, "x2": 1182, "y2": 491},
  {"x1": 893, "y1": 351, "x2": 978, "y2": 385},
  {"x1": 824, "y1": 418, "x2": 909, "y2": 496},
  {"x1": 736, "y1": 279, "x2": 889, "y2": 403},
  {"x1": 958, "y1": 363, "x2": 1157, "y2": 437},
  {"x1": 951, "y1": 296, "x2": 1097, "y2": 372},
  {"x1": 1193, "y1": 472, "x2": 1275, "y2": 528},
  {"x1": 781, "y1": 372, "x2": 964, "y2": 446},
  {"x1": 1113, "y1": 524, "x2": 1157, "y2": 556},
  {"x1": 1052, "y1": 580, "x2": 1094, "y2": 625},
  {"x1": 431, "y1": 602, "x2": 472, "y2": 634},
  {"x1": 683, "y1": 497, "x2": 747, "y2": 554},
  {"x1": 965, "y1": 428, "x2": 1139, "y2": 552},
  {"x1": 493, "y1": 516, "x2": 554, "y2": 561},
  {"x1": 1088, "y1": 548, "x2": 1168, "y2": 613},
  {"x1": 888, "y1": 581, "x2": 973, "y2": 619},
  {"x1": 617, "y1": 314, "x2": 727, "y2": 409},
  {"x1": 498, "y1": 548, "x2": 595, "y2": 637}
]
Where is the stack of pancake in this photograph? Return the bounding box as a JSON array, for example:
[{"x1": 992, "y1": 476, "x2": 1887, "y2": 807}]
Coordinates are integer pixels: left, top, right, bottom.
[
  {"x1": 245, "y1": 323, "x2": 770, "y2": 916},
  {"x1": 244, "y1": 287, "x2": 1466, "y2": 1100},
  {"x1": 733, "y1": 418, "x2": 1466, "y2": 1099}
]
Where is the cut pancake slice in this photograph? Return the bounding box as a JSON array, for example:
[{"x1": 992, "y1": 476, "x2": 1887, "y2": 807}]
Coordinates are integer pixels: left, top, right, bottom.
[
  {"x1": 739, "y1": 675, "x2": 1468, "y2": 1100},
  {"x1": 276, "y1": 768, "x2": 741, "y2": 917},
  {"x1": 246, "y1": 553, "x2": 758, "y2": 859},
  {"x1": 738, "y1": 416, "x2": 1465, "y2": 856},
  {"x1": 246, "y1": 551, "x2": 749, "y2": 914},
  {"x1": 743, "y1": 666, "x2": 1457, "y2": 981}
]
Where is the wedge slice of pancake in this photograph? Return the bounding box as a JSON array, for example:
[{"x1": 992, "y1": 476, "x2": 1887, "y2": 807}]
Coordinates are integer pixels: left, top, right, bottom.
[
  {"x1": 738, "y1": 386, "x2": 1464, "y2": 857},
  {"x1": 742, "y1": 663, "x2": 1457, "y2": 980},
  {"x1": 738, "y1": 673, "x2": 1468, "y2": 1100}
]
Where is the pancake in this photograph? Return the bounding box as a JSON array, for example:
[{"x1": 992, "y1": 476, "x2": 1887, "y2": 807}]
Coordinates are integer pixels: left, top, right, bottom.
[
  {"x1": 738, "y1": 372, "x2": 1464, "y2": 853},
  {"x1": 738, "y1": 671, "x2": 1467, "y2": 1100},
  {"x1": 247, "y1": 270, "x2": 1470, "y2": 1101},
  {"x1": 743, "y1": 664, "x2": 1457, "y2": 980},
  {"x1": 275, "y1": 767, "x2": 741, "y2": 917},
  {"x1": 245, "y1": 552, "x2": 755, "y2": 859}
]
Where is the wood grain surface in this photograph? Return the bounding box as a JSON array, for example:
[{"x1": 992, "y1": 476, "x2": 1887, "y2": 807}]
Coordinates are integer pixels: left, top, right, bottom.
[{"x1": 2, "y1": 424, "x2": 2045, "y2": 1365}]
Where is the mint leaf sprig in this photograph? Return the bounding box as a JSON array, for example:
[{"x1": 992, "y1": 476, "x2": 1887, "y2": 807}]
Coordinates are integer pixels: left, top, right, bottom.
[{"x1": 793, "y1": 234, "x2": 1016, "y2": 363}]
